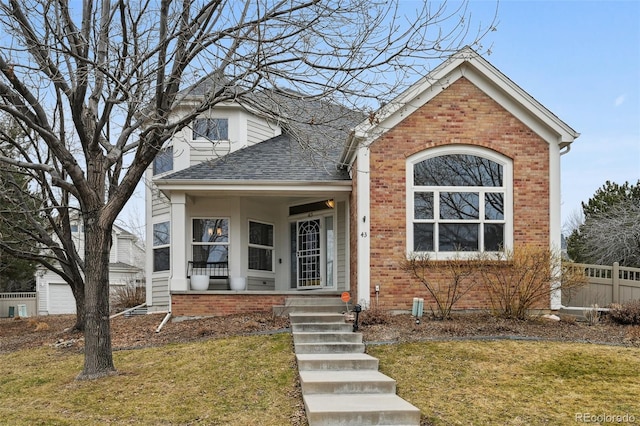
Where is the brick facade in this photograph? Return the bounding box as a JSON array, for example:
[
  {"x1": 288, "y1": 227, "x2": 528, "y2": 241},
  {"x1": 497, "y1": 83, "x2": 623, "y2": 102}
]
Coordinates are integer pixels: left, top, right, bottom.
[
  {"x1": 171, "y1": 293, "x2": 288, "y2": 317},
  {"x1": 362, "y1": 77, "x2": 551, "y2": 312}
]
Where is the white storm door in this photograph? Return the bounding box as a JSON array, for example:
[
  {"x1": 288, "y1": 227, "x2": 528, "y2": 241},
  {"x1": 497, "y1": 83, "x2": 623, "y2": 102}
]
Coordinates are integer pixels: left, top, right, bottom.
[{"x1": 296, "y1": 219, "x2": 322, "y2": 289}]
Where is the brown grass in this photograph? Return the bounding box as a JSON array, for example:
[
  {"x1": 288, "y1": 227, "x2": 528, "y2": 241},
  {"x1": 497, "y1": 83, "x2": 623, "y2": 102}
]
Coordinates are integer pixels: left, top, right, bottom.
[
  {"x1": 369, "y1": 340, "x2": 640, "y2": 425},
  {"x1": 0, "y1": 333, "x2": 305, "y2": 425}
]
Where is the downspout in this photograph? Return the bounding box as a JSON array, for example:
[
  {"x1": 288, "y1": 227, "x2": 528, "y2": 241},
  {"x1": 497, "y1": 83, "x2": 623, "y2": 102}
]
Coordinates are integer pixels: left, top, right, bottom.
[{"x1": 155, "y1": 311, "x2": 172, "y2": 333}]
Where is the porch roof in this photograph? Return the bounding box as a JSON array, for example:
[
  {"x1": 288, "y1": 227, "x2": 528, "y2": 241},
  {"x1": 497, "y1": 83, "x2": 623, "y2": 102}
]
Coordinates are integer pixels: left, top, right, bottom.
[{"x1": 158, "y1": 132, "x2": 350, "y2": 184}]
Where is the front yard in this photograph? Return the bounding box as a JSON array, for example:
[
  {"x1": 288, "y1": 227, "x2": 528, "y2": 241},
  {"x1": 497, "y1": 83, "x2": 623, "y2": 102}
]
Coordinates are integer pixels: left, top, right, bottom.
[{"x1": 1, "y1": 312, "x2": 639, "y2": 425}]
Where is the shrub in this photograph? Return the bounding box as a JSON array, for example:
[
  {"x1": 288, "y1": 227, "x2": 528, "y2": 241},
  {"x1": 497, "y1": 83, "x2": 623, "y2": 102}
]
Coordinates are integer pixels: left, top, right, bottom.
[
  {"x1": 476, "y1": 245, "x2": 587, "y2": 320},
  {"x1": 112, "y1": 282, "x2": 145, "y2": 312},
  {"x1": 359, "y1": 306, "x2": 392, "y2": 326},
  {"x1": 609, "y1": 300, "x2": 640, "y2": 325},
  {"x1": 400, "y1": 253, "x2": 479, "y2": 320}
]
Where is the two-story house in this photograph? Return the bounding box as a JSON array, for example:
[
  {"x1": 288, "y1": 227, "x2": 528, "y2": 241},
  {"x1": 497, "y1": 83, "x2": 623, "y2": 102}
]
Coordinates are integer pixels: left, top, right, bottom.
[
  {"x1": 37, "y1": 221, "x2": 145, "y2": 315},
  {"x1": 145, "y1": 47, "x2": 579, "y2": 317}
]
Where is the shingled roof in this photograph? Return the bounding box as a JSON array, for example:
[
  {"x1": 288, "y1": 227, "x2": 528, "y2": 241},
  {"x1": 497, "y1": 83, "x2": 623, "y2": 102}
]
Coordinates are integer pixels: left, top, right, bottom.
[
  {"x1": 161, "y1": 132, "x2": 350, "y2": 182},
  {"x1": 159, "y1": 89, "x2": 363, "y2": 183}
]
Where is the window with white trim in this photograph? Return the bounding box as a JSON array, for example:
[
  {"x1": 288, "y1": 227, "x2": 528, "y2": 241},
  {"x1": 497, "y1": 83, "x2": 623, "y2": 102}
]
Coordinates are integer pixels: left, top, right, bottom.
[
  {"x1": 153, "y1": 221, "x2": 170, "y2": 271},
  {"x1": 192, "y1": 118, "x2": 229, "y2": 141},
  {"x1": 408, "y1": 147, "x2": 512, "y2": 255},
  {"x1": 248, "y1": 220, "x2": 274, "y2": 272},
  {"x1": 192, "y1": 218, "x2": 229, "y2": 263}
]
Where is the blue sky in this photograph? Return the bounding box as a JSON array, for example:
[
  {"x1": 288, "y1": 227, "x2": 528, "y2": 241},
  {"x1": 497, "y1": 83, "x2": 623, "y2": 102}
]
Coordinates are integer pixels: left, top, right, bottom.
[
  {"x1": 120, "y1": 1, "x2": 639, "y2": 234},
  {"x1": 453, "y1": 0, "x2": 640, "y2": 227}
]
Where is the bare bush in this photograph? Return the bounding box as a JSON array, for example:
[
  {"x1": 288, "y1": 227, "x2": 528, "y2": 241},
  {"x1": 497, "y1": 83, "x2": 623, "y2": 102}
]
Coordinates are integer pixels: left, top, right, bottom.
[
  {"x1": 609, "y1": 300, "x2": 640, "y2": 325},
  {"x1": 476, "y1": 245, "x2": 587, "y2": 320},
  {"x1": 359, "y1": 306, "x2": 392, "y2": 326},
  {"x1": 111, "y1": 284, "x2": 145, "y2": 313},
  {"x1": 400, "y1": 253, "x2": 479, "y2": 320}
]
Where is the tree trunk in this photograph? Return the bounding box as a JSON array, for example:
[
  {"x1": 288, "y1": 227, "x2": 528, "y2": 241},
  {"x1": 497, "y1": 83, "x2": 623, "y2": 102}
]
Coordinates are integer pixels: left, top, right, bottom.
[
  {"x1": 71, "y1": 282, "x2": 86, "y2": 332},
  {"x1": 77, "y1": 214, "x2": 116, "y2": 380}
]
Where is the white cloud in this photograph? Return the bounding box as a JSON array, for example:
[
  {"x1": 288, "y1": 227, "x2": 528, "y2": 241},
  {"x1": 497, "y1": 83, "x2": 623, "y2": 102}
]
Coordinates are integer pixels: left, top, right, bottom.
[{"x1": 614, "y1": 94, "x2": 626, "y2": 107}]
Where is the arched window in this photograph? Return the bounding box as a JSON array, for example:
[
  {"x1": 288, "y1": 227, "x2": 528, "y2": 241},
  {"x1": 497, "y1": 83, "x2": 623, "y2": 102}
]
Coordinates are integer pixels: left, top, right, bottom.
[{"x1": 407, "y1": 146, "x2": 512, "y2": 257}]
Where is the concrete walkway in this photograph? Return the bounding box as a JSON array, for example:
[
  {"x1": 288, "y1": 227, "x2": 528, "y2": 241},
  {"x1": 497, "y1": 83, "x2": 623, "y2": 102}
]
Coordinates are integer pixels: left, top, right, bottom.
[{"x1": 287, "y1": 298, "x2": 421, "y2": 426}]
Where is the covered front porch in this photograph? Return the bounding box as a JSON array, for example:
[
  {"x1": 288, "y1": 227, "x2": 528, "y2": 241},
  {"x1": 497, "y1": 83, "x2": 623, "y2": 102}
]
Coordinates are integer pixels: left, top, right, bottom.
[{"x1": 158, "y1": 187, "x2": 353, "y2": 316}]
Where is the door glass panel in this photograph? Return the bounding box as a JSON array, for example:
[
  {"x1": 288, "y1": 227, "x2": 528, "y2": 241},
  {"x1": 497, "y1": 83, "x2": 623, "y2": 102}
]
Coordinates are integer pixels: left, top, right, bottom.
[
  {"x1": 325, "y1": 216, "x2": 334, "y2": 288},
  {"x1": 297, "y1": 219, "x2": 322, "y2": 288}
]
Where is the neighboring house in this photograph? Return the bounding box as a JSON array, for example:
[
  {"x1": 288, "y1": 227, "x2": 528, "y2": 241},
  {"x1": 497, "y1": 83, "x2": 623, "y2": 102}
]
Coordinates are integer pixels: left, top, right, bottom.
[
  {"x1": 146, "y1": 47, "x2": 579, "y2": 317},
  {"x1": 37, "y1": 222, "x2": 145, "y2": 315}
]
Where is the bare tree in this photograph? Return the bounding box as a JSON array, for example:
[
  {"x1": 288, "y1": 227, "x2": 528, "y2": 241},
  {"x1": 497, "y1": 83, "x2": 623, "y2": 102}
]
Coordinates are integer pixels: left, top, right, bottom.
[
  {"x1": 0, "y1": 0, "x2": 497, "y2": 379},
  {"x1": 578, "y1": 201, "x2": 640, "y2": 267}
]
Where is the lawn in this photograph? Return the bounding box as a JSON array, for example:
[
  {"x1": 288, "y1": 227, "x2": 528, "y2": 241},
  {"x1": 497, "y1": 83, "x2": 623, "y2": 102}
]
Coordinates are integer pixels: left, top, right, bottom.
[
  {"x1": 0, "y1": 333, "x2": 303, "y2": 425},
  {"x1": 1, "y1": 334, "x2": 639, "y2": 425},
  {"x1": 369, "y1": 340, "x2": 640, "y2": 426}
]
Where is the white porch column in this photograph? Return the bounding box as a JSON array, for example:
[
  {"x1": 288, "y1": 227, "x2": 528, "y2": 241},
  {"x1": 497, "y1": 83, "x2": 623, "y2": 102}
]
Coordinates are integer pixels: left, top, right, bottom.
[
  {"x1": 170, "y1": 192, "x2": 189, "y2": 292},
  {"x1": 356, "y1": 145, "x2": 371, "y2": 307}
]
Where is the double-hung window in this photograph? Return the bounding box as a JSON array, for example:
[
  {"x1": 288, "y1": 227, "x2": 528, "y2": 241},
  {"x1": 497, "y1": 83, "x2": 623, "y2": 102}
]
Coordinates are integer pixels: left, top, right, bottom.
[
  {"x1": 192, "y1": 218, "x2": 229, "y2": 263},
  {"x1": 408, "y1": 146, "x2": 512, "y2": 256},
  {"x1": 248, "y1": 221, "x2": 274, "y2": 272},
  {"x1": 153, "y1": 221, "x2": 170, "y2": 271},
  {"x1": 192, "y1": 118, "x2": 229, "y2": 141}
]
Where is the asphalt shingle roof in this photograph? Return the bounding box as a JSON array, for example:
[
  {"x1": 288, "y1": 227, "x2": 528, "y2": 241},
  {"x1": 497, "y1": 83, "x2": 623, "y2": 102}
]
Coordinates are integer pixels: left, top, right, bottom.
[
  {"x1": 160, "y1": 88, "x2": 363, "y2": 183},
  {"x1": 162, "y1": 132, "x2": 350, "y2": 182}
]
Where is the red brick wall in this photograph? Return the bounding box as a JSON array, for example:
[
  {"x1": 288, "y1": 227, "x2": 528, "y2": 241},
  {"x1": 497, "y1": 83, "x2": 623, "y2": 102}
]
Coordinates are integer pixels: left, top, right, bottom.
[
  {"x1": 365, "y1": 77, "x2": 551, "y2": 311},
  {"x1": 171, "y1": 293, "x2": 287, "y2": 316},
  {"x1": 349, "y1": 163, "x2": 359, "y2": 297}
]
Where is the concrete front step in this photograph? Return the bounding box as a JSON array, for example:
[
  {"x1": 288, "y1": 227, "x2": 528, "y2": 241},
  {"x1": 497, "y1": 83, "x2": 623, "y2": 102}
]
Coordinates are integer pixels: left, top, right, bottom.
[
  {"x1": 292, "y1": 322, "x2": 353, "y2": 333},
  {"x1": 293, "y1": 331, "x2": 362, "y2": 344},
  {"x1": 300, "y1": 370, "x2": 396, "y2": 394},
  {"x1": 296, "y1": 353, "x2": 380, "y2": 371},
  {"x1": 285, "y1": 297, "x2": 346, "y2": 308},
  {"x1": 294, "y1": 342, "x2": 365, "y2": 354},
  {"x1": 289, "y1": 312, "x2": 346, "y2": 324},
  {"x1": 274, "y1": 297, "x2": 346, "y2": 316},
  {"x1": 304, "y1": 394, "x2": 421, "y2": 426}
]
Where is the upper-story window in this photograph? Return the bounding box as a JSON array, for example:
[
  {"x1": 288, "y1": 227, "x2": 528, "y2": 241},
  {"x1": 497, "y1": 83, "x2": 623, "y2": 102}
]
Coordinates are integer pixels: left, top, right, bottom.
[
  {"x1": 153, "y1": 146, "x2": 173, "y2": 175},
  {"x1": 407, "y1": 146, "x2": 512, "y2": 257},
  {"x1": 193, "y1": 118, "x2": 229, "y2": 141}
]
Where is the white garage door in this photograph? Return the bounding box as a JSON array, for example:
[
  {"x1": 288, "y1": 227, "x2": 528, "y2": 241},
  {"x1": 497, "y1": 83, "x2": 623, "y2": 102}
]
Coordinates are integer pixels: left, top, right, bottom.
[{"x1": 49, "y1": 283, "x2": 77, "y2": 315}]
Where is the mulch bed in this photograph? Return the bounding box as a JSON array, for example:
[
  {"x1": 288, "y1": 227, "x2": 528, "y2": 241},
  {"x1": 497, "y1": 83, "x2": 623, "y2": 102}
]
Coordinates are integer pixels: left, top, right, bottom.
[{"x1": 2, "y1": 310, "x2": 639, "y2": 354}]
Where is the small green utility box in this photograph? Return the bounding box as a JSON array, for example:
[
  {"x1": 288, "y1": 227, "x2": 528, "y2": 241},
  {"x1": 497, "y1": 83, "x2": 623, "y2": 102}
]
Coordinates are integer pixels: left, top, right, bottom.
[{"x1": 8, "y1": 306, "x2": 15, "y2": 318}]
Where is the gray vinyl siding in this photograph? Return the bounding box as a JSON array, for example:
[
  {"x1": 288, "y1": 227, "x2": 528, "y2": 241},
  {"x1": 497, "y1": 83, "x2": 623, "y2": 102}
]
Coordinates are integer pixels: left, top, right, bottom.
[
  {"x1": 247, "y1": 277, "x2": 276, "y2": 291},
  {"x1": 150, "y1": 276, "x2": 170, "y2": 311},
  {"x1": 189, "y1": 140, "x2": 234, "y2": 166},
  {"x1": 152, "y1": 187, "x2": 170, "y2": 217},
  {"x1": 247, "y1": 118, "x2": 276, "y2": 145}
]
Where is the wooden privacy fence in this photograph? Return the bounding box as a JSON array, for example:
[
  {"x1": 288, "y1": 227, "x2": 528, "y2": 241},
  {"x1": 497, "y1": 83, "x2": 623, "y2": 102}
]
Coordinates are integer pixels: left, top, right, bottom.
[
  {"x1": 563, "y1": 262, "x2": 640, "y2": 308},
  {"x1": 0, "y1": 292, "x2": 37, "y2": 318}
]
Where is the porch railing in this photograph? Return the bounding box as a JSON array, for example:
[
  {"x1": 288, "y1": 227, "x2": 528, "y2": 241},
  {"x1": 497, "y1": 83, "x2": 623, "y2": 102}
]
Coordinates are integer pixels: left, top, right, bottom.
[{"x1": 187, "y1": 261, "x2": 229, "y2": 279}]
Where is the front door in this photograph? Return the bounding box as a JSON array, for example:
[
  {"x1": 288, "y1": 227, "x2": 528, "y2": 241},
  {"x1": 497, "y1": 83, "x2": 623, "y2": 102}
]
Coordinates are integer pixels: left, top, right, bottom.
[{"x1": 295, "y1": 219, "x2": 322, "y2": 289}]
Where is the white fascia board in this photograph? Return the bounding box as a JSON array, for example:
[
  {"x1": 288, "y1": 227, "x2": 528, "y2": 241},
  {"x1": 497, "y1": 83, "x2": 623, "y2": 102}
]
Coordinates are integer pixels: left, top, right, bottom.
[
  {"x1": 349, "y1": 49, "x2": 579, "y2": 153},
  {"x1": 154, "y1": 180, "x2": 352, "y2": 197},
  {"x1": 463, "y1": 58, "x2": 580, "y2": 144},
  {"x1": 351, "y1": 55, "x2": 466, "y2": 147}
]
